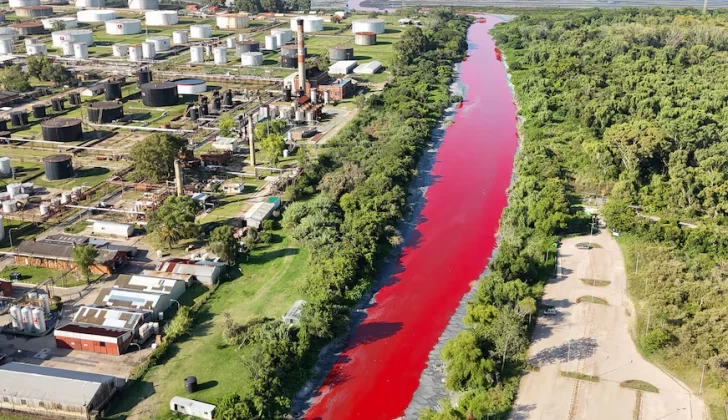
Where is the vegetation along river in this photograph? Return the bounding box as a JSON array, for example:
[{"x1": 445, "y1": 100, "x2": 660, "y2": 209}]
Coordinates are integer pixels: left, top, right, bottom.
[{"x1": 304, "y1": 17, "x2": 519, "y2": 419}]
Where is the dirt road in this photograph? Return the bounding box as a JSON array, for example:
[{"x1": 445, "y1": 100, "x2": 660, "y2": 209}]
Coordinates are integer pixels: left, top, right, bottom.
[{"x1": 511, "y1": 231, "x2": 704, "y2": 420}]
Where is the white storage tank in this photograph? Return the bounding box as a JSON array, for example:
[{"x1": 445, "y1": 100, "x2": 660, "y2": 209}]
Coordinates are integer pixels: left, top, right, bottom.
[
  {"x1": 289, "y1": 16, "x2": 323, "y2": 33},
  {"x1": 190, "y1": 24, "x2": 211, "y2": 39},
  {"x1": 216, "y1": 14, "x2": 248, "y2": 29},
  {"x1": 226, "y1": 37, "x2": 234, "y2": 48},
  {"x1": 73, "y1": 42, "x2": 88, "y2": 59},
  {"x1": 61, "y1": 41, "x2": 74, "y2": 56},
  {"x1": 52, "y1": 29, "x2": 93, "y2": 47},
  {"x1": 42, "y1": 16, "x2": 78, "y2": 30},
  {"x1": 26, "y1": 43, "x2": 46, "y2": 55},
  {"x1": 39, "y1": 203, "x2": 49, "y2": 216},
  {"x1": 105, "y1": 18, "x2": 142, "y2": 35},
  {"x1": 264, "y1": 35, "x2": 278, "y2": 51},
  {"x1": 0, "y1": 27, "x2": 18, "y2": 40},
  {"x1": 172, "y1": 30, "x2": 188, "y2": 45},
  {"x1": 7, "y1": 183, "x2": 21, "y2": 198},
  {"x1": 142, "y1": 41, "x2": 155, "y2": 59},
  {"x1": 174, "y1": 78, "x2": 206, "y2": 94},
  {"x1": 271, "y1": 28, "x2": 292, "y2": 43},
  {"x1": 20, "y1": 306, "x2": 31, "y2": 332},
  {"x1": 9, "y1": 305, "x2": 21, "y2": 329},
  {"x1": 128, "y1": 44, "x2": 141, "y2": 61},
  {"x1": 77, "y1": 9, "x2": 116, "y2": 23},
  {"x1": 146, "y1": 35, "x2": 170, "y2": 52},
  {"x1": 352, "y1": 18, "x2": 386, "y2": 34},
  {"x1": 9, "y1": 0, "x2": 39, "y2": 7},
  {"x1": 3, "y1": 200, "x2": 16, "y2": 213},
  {"x1": 189, "y1": 45, "x2": 203, "y2": 63},
  {"x1": 0, "y1": 157, "x2": 10, "y2": 176},
  {"x1": 40, "y1": 293, "x2": 50, "y2": 314},
  {"x1": 213, "y1": 46, "x2": 227, "y2": 64},
  {"x1": 20, "y1": 183, "x2": 32, "y2": 194},
  {"x1": 75, "y1": 0, "x2": 105, "y2": 7},
  {"x1": 128, "y1": 0, "x2": 159, "y2": 10},
  {"x1": 0, "y1": 39, "x2": 12, "y2": 55},
  {"x1": 32, "y1": 308, "x2": 46, "y2": 333},
  {"x1": 24, "y1": 38, "x2": 38, "y2": 49},
  {"x1": 145, "y1": 10, "x2": 177, "y2": 26},
  {"x1": 240, "y1": 51, "x2": 263, "y2": 66},
  {"x1": 112, "y1": 43, "x2": 128, "y2": 57}
]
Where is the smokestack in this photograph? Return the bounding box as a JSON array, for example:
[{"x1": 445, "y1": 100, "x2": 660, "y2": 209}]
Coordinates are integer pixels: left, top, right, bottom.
[
  {"x1": 296, "y1": 18, "x2": 306, "y2": 97},
  {"x1": 248, "y1": 114, "x2": 256, "y2": 167},
  {"x1": 173, "y1": 159, "x2": 183, "y2": 197}
]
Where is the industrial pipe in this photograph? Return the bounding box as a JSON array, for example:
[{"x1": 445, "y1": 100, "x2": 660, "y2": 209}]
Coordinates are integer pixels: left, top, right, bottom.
[{"x1": 247, "y1": 114, "x2": 256, "y2": 166}]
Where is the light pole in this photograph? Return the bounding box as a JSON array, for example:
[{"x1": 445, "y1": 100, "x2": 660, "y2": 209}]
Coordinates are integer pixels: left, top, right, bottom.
[
  {"x1": 635, "y1": 251, "x2": 640, "y2": 275},
  {"x1": 8, "y1": 227, "x2": 19, "y2": 251},
  {"x1": 171, "y1": 299, "x2": 180, "y2": 311},
  {"x1": 128, "y1": 342, "x2": 142, "y2": 363}
]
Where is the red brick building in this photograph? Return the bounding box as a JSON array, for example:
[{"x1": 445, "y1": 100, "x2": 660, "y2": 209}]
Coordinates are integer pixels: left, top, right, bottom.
[{"x1": 54, "y1": 324, "x2": 134, "y2": 356}]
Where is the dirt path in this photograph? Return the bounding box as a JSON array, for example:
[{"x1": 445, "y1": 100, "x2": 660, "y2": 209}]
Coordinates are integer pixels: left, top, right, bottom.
[{"x1": 510, "y1": 231, "x2": 704, "y2": 420}]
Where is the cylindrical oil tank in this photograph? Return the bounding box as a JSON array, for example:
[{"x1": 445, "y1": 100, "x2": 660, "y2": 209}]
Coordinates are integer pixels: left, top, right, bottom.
[
  {"x1": 9, "y1": 305, "x2": 21, "y2": 329},
  {"x1": 295, "y1": 109, "x2": 305, "y2": 122},
  {"x1": 20, "y1": 306, "x2": 31, "y2": 331},
  {"x1": 32, "y1": 104, "x2": 46, "y2": 118},
  {"x1": 75, "y1": 0, "x2": 104, "y2": 7},
  {"x1": 77, "y1": 9, "x2": 116, "y2": 23},
  {"x1": 9, "y1": 0, "x2": 40, "y2": 7},
  {"x1": 27, "y1": 43, "x2": 47, "y2": 55},
  {"x1": 223, "y1": 89, "x2": 232, "y2": 106},
  {"x1": 87, "y1": 101, "x2": 123, "y2": 123},
  {"x1": 39, "y1": 203, "x2": 49, "y2": 216},
  {"x1": 128, "y1": 44, "x2": 141, "y2": 61},
  {"x1": 10, "y1": 111, "x2": 27, "y2": 127},
  {"x1": 41, "y1": 118, "x2": 83, "y2": 142},
  {"x1": 172, "y1": 30, "x2": 188, "y2": 45},
  {"x1": 61, "y1": 41, "x2": 73, "y2": 56},
  {"x1": 213, "y1": 46, "x2": 227, "y2": 64},
  {"x1": 199, "y1": 103, "x2": 208, "y2": 116},
  {"x1": 73, "y1": 42, "x2": 88, "y2": 59},
  {"x1": 188, "y1": 106, "x2": 198, "y2": 121},
  {"x1": 271, "y1": 28, "x2": 292, "y2": 43},
  {"x1": 189, "y1": 24, "x2": 211, "y2": 39},
  {"x1": 211, "y1": 97, "x2": 220, "y2": 112},
  {"x1": 355, "y1": 31, "x2": 377, "y2": 46},
  {"x1": 280, "y1": 56, "x2": 296, "y2": 68},
  {"x1": 10, "y1": 22, "x2": 45, "y2": 36},
  {"x1": 141, "y1": 41, "x2": 155, "y2": 59},
  {"x1": 184, "y1": 376, "x2": 197, "y2": 393},
  {"x1": 136, "y1": 68, "x2": 152, "y2": 86},
  {"x1": 14, "y1": 6, "x2": 52, "y2": 18},
  {"x1": 226, "y1": 37, "x2": 234, "y2": 48},
  {"x1": 146, "y1": 35, "x2": 170, "y2": 52},
  {"x1": 43, "y1": 154, "x2": 73, "y2": 180},
  {"x1": 105, "y1": 19, "x2": 142, "y2": 35},
  {"x1": 42, "y1": 17, "x2": 78, "y2": 30},
  {"x1": 280, "y1": 44, "x2": 302, "y2": 58},
  {"x1": 329, "y1": 46, "x2": 354, "y2": 62},
  {"x1": 216, "y1": 14, "x2": 248, "y2": 29},
  {"x1": 235, "y1": 39, "x2": 258, "y2": 55},
  {"x1": 51, "y1": 97, "x2": 65, "y2": 111},
  {"x1": 52, "y1": 29, "x2": 93, "y2": 47},
  {"x1": 240, "y1": 52, "x2": 263, "y2": 66},
  {"x1": 112, "y1": 43, "x2": 128, "y2": 57},
  {"x1": 104, "y1": 81, "x2": 122, "y2": 100},
  {"x1": 352, "y1": 19, "x2": 385, "y2": 34},
  {"x1": 174, "y1": 78, "x2": 206, "y2": 95},
  {"x1": 0, "y1": 157, "x2": 10, "y2": 176},
  {"x1": 141, "y1": 82, "x2": 178, "y2": 107},
  {"x1": 264, "y1": 35, "x2": 278, "y2": 51},
  {"x1": 7, "y1": 183, "x2": 20, "y2": 198},
  {"x1": 69, "y1": 92, "x2": 80, "y2": 106},
  {"x1": 25, "y1": 38, "x2": 38, "y2": 49},
  {"x1": 128, "y1": 0, "x2": 159, "y2": 10},
  {"x1": 32, "y1": 308, "x2": 46, "y2": 333},
  {"x1": 190, "y1": 45, "x2": 203, "y2": 63},
  {"x1": 290, "y1": 16, "x2": 323, "y2": 33},
  {"x1": 0, "y1": 39, "x2": 12, "y2": 55},
  {"x1": 20, "y1": 182, "x2": 32, "y2": 193},
  {"x1": 0, "y1": 120, "x2": 7, "y2": 132},
  {"x1": 145, "y1": 10, "x2": 177, "y2": 26},
  {"x1": 0, "y1": 27, "x2": 18, "y2": 40}
]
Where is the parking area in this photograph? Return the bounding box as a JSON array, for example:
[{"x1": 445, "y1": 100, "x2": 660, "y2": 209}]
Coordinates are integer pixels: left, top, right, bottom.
[{"x1": 510, "y1": 231, "x2": 704, "y2": 420}]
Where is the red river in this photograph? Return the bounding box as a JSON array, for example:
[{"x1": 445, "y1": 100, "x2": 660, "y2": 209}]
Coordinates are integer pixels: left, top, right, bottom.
[{"x1": 305, "y1": 17, "x2": 519, "y2": 419}]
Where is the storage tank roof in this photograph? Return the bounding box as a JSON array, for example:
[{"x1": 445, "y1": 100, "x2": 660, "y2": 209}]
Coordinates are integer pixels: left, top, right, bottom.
[
  {"x1": 174, "y1": 78, "x2": 205, "y2": 85},
  {"x1": 108, "y1": 18, "x2": 141, "y2": 23},
  {"x1": 43, "y1": 154, "x2": 72, "y2": 162},
  {"x1": 89, "y1": 101, "x2": 122, "y2": 109},
  {"x1": 10, "y1": 21, "x2": 44, "y2": 28},
  {"x1": 141, "y1": 81, "x2": 176, "y2": 89},
  {"x1": 41, "y1": 118, "x2": 81, "y2": 128}
]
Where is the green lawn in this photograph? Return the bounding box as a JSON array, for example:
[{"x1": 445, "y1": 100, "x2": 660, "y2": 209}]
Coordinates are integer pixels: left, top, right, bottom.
[
  {"x1": 0, "y1": 219, "x2": 49, "y2": 252},
  {"x1": 105, "y1": 228, "x2": 309, "y2": 419},
  {"x1": 64, "y1": 220, "x2": 91, "y2": 234},
  {"x1": 199, "y1": 190, "x2": 257, "y2": 224},
  {"x1": 31, "y1": 166, "x2": 112, "y2": 189},
  {"x1": 0, "y1": 266, "x2": 61, "y2": 285}
]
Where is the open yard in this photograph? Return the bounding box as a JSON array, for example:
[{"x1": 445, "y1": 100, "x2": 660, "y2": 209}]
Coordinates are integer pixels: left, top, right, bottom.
[
  {"x1": 0, "y1": 266, "x2": 63, "y2": 285},
  {"x1": 105, "y1": 227, "x2": 309, "y2": 419}
]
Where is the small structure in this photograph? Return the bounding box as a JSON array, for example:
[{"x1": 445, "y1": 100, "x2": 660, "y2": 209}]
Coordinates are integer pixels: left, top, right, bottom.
[
  {"x1": 72, "y1": 305, "x2": 146, "y2": 331},
  {"x1": 95, "y1": 288, "x2": 168, "y2": 313},
  {"x1": 0, "y1": 362, "x2": 118, "y2": 418},
  {"x1": 81, "y1": 84, "x2": 105, "y2": 97},
  {"x1": 14, "y1": 241, "x2": 126, "y2": 275},
  {"x1": 54, "y1": 323, "x2": 135, "y2": 355},
  {"x1": 212, "y1": 136, "x2": 239, "y2": 152},
  {"x1": 329, "y1": 60, "x2": 358, "y2": 75},
  {"x1": 156, "y1": 259, "x2": 223, "y2": 285},
  {"x1": 92, "y1": 220, "x2": 134, "y2": 238},
  {"x1": 398, "y1": 18, "x2": 413, "y2": 25},
  {"x1": 142, "y1": 269, "x2": 193, "y2": 285},
  {"x1": 113, "y1": 274, "x2": 186, "y2": 300},
  {"x1": 170, "y1": 396, "x2": 216, "y2": 420},
  {"x1": 353, "y1": 60, "x2": 382, "y2": 75},
  {"x1": 319, "y1": 79, "x2": 355, "y2": 101},
  {"x1": 282, "y1": 299, "x2": 306, "y2": 325},
  {"x1": 222, "y1": 183, "x2": 244, "y2": 194},
  {"x1": 243, "y1": 201, "x2": 276, "y2": 229}
]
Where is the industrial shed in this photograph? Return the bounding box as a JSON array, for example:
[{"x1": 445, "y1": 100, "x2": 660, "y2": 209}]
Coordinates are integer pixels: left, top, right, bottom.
[
  {"x1": 54, "y1": 323, "x2": 134, "y2": 355},
  {"x1": 142, "y1": 269, "x2": 193, "y2": 285},
  {"x1": 92, "y1": 220, "x2": 134, "y2": 238},
  {"x1": 114, "y1": 274, "x2": 186, "y2": 300},
  {"x1": 72, "y1": 305, "x2": 146, "y2": 331},
  {"x1": 353, "y1": 60, "x2": 382, "y2": 75},
  {"x1": 243, "y1": 201, "x2": 276, "y2": 229},
  {"x1": 0, "y1": 362, "x2": 118, "y2": 418},
  {"x1": 170, "y1": 396, "x2": 216, "y2": 419},
  {"x1": 95, "y1": 288, "x2": 169, "y2": 313},
  {"x1": 328, "y1": 60, "x2": 358, "y2": 75},
  {"x1": 14, "y1": 240, "x2": 126, "y2": 275},
  {"x1": 156, "y1": 260, "x2": 223, "y2": 285}
]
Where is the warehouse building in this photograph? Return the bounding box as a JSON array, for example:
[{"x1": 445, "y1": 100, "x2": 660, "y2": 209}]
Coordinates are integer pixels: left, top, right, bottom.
[
  {"x1": 0, "y1": 362, "x2": 118, "y2": 418},
  {"x1": 95, "y1": 288, "x2": 168, "y2": 313},
  {"x1": 328, "y1": 60, "x2": 358, "y2": 75},
  {"x1": 243, "y1": 201, "x2": 276, "y2": 229},
  {"x1": 92, "y1": 220, "x2": 134, "y2": 238},
  {"x1": 318, "y1": 79, "x2": 355, "y2": 101},
  {"x1": 72, "y1": 305, "x2": 147, "y2": 331},
  {"x1": 353, "y1": 60, "x2": 382, "y2": 74},
  {"x1": 14, "y1": 240, "x2": 127, "y2": 275},
  {"x1": 142, "y1": 269, "x2": 193, "y2": 285},
  {"x1": 55, "y1": 323, "x2": 135, "y2": 355},
  {"x1": 113, "y1": 274, "x2": 186, "y2": 301},
  {"x1": 156, "y1": 259, "x2": 223, "y2": 285}
]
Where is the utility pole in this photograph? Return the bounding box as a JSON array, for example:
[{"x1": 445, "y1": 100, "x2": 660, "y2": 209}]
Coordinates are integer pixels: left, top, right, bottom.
[
  {"x1": 699, "y1": 364, "x2": 706, "y2": 394},
  {"x1": 635, "y1": 252, "x2": 640, "y2": 275},
  {"x1": 644, "y1": 308, "x2": 651, "y2": 337},
  {"x1": 703, "y1": 0, "x2": 708, "y2": 14}
]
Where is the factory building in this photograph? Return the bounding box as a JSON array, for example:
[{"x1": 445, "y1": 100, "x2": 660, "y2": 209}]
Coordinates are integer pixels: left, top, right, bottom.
[
  {"x1": 0, "y1": 363, "x2": 118, "y2": 418},
  {"x1": 95, "y1": 288, "x2": 168, "y2": 313},
  {"x1": 142, "y1": 269, "x2": 193, "y2": 285},
  {"x1": 92, "y1": 220, "x2": 134, "y2": 238},
  {"x1": 72, "y1": 305, "x2": 147, "y2": 330},
  {"x1": 283, "y1": 69, "x2": 332, "y2": 97},
  {"x1": 113, "y1": 274, "x2": 186, "y2": 301},
  {"x1": 318, "y1": 78, "x2": 355, "y2": 101},
  {"x1": 353, "y1": 60, "x2": 383, "y2": 74},
  {"x1": 14, "y1": 239, "x2": 128, "y2": 275},
  {"x1": 54, "y1": 323, "x2": 135, "y2": 355},
  {"x1": 156, "y1": 259, "x2": 223, "y2": 286}
]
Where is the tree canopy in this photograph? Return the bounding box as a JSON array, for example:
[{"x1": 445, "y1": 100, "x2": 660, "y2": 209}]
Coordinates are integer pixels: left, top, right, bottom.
[
  {"x1": 72, "y1": 244, "x2": 98, "y2": 282},
  {"x1": 148, "y1": 196, "x2": 199, "y2": 248},
  {"x1": 130, "y1": 133, "x2": 187, "y2": 182}
]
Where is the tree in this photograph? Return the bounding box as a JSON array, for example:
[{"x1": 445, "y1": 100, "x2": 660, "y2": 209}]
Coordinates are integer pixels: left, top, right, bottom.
[
  {"x1": 50, "y1": 20, "x2": 66, "y2": 32},
  {"x1": 40, "y1": 63, "x2": 73, "y2": 87},
  {"x1": 72, "y1": 244, "x2": 99, "y2": 283},
  {"x1": 26, "y1": 55, "x2": 50, "y2": 80},
  {"x1": 0, "y1": 65, "x2": 31, "y2": 92},
  {"x1": 441, "y1": 330, "x2": 496, "y2": 391},
  {"x1": 130, "y1": 133, "x2": 187, "y2": 182},
  {"x1": 254, "y1": 119, "x2": 286, "y2": 141},
  {"x1": 260, "y1": 134, "x2": 286, "y2": 167},
  {"x1": 218, "y1": 113, "x2": 236, "y2": 138},
  {"x1": 148, "y1": 196, "x2": 199, "y2": 249},
  {"x1": 209, "y1": 225, "x2": 238, "y2": 265}
]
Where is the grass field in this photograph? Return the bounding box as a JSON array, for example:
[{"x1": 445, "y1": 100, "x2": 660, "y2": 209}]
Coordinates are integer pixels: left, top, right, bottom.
[
  {"x1": 0, "y1": 266, "x2": 64, "y2": 285},
  {"x1": 32, "y1": 166, "x2": 112, "y2": 189},
  {"x1": 0, "y1": 219, "x2": 49, "y2": 252},
  {"x1": 105, "y1": 227, "x2": 309, "y2": 419}
]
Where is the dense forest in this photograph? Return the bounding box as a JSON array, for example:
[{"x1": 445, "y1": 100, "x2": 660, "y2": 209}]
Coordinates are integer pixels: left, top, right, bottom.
[
  {"x1": 211, "y1": 9, "x2": 472, "y2": 418},
  {"x1": 424, "y1": 8, "x2": 728, "y2": 418}
]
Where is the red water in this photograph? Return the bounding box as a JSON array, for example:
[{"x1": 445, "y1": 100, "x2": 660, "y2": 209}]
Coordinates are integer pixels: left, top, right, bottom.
[{"x1": 304, "y1": 17, "x2": 519, "y2": 419}]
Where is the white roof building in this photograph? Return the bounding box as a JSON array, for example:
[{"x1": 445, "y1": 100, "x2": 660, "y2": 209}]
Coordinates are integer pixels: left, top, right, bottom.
[
  {"x1": 156, "y1": 261, "x2": 223, "y2": 285},
  {"x1": 328, "y1": 60, "x2": 358, "y2": 75},
  {"x1": 353, "y1": 61, "x2": 382, "y2": 75},
  {"x1": 243, "y1": 201, "x2": 276, "y2": 229},
  {"x1": 142, "y1": 269, "x2": 194, "y2": 285},
  {"x1": 170, "y1": 396, "x2": 216, "y2": 420},
  {"x1": 92, "y1": 220, "x2": 134, "y2": 238},
  {"x1": 73, "y1": 305, "x2": 145, "y2": 330},
  {"x1": 113, "y1": 274, "x2": 186, "y2": 300},
  {"x1": 96, "y1": 288, "x2": 169, "y2": 313}
]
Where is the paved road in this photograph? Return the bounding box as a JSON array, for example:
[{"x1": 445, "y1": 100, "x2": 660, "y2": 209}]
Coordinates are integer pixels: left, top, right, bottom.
[{"x1": 510, "y1": 231, "x2": 704, "y2": 420}]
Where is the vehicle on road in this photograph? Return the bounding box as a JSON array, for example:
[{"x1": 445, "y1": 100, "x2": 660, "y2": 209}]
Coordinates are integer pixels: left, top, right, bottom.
[
  {"x1": 543, "y1": 306, "x2": 557, "y2": 315},
  {"x1": 576, "y1": 243, "x2": 592, "y2": 250}
]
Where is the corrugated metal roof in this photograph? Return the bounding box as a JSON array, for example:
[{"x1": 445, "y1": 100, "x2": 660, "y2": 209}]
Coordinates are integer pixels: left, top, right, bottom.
[
  {"x1": 73, "y1": 305, "x2": 144, "y2": 330},
  {"x1": 141, "y1": 270, "x2": 193, "y2": 283},
  {"x1": 170, "y1": 396, "x2": 216, "y2": 411},
  {"x1": 15, "y1": 241, "x2": 119, "y2": 264},
  {"x1": 56, "y1": 323, "x2": 128, "y2": 338},
  {"x1": 353, "y1": 60, "x2": 382, "y2": 75},
  {"x1": 0, "y1": 362, "x2": 116, "y2": 407},
  {"x1": 95, "y1": 288, "x2": 162, "y2": 311},
  {"x1": 328, "y1": 60, "x2": 358, "y2": 75},
  {"x1": 114, "y1": 274, "x2": 182, "y2": 295},
  {"x1": 243, "y1": 201, "x2": 275, "y2": 222}
]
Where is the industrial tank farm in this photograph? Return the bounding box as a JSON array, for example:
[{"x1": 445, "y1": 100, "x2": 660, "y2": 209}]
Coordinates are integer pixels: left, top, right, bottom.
[
  {"x1": 352, "y1": 18, "x2": 386, "y2": 34},
  {"x1": 235, "y1": 39, "x2": 259, "y2": 54},
  {"x1": 77, "y1": 9, "x2": 116, "y2": 23},
  {"x1": 140, "y1": 82, "x2": 178, "y2": 106},
  {"x1": 10, "y1": 22, "x2": 45, "y2": 36},
  {"x1": 190, "y1": 24, "x2": 211, "y2": 39},
  {"x1": 128, "y1": 0, "x2": 159, "y2": 10},
  {"x1": 355, "y1": 31, "x2": 377, "y2": 45},
  {"x1": 145, "y1": 11, "x2": 178, "y2": 26},
  {"x1": 43, "y1": 154, "x2": 73, "y2": 180},
  {"x1": 289, "y1": 16, "x2": 324, "y2": 32},
  {"x1": 146, "y1": 36, "x2": 170, "y2": 52},
  {"x1": 172, "y1": 30, "x2": 188, "y2": 44},
  {"x1": 15, "y1": 5, "x2": 52, "y2": 18},
  {"x1": 240, "y1": 51, "x2": 263, "y2": 66},
  {"x1": 52, "y1": 29, "x2": 93, "y2": 47},
  {"x1": 105, "y1": 19, "x2": 142, "y2": 35},
  {"x1": 41, "y1": 118, "x2": 83, "y2": 142},
  {"x1": 42, "y1": 16, "x2": 78, "y2": 30},
  {"x1": 174, "y1": 78, "x2": 206, "y2": 95},
  {"x1": 87, "y1": 102, "x2": 123, "y2": 123},
  {"x1": 216, "y1": 14, "x2": 248, "y2": 29},
  {"x1": 329, "y1": 46, "x2": 354, "y2": 62}
]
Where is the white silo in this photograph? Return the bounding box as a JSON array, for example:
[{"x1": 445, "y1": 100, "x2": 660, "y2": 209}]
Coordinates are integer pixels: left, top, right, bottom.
[
  {"x1": 39, "y1": 294, "x2": 50, "y2": 314},
  {"x1": 77, "y1": 9, "x2": 116, "y2": 23},
  {"x1": 272, "y1": 28, "x2": 292, "y2": 43},
  {"x1": 21, "y1": 183, "x2": 32, "y2": 194},
  {"x1": 52, "y1": 29, "x2": 94, "y2": 47},
  {"x1": 145, "y1": 10, "x2": 178, "y2": 26},
  {"x1": 105, "y1": 19, "x2": 142, "y2": 35},
  {"x1": 264, "y1": 35, "x2": 278, "y2": 51},
  {"x1": 28, "y1": 292, "x2": 37, "y2": 301},
  {"x1": 290, "y1": 16, "x2": 323, "y2": 33},
  {"x1": 32, "y1": 308, "x2": 46, "y2": 333},
  {"x1": 39, "y1": 203, "x2": 49, "y2": 216},
  {"x1": 42, "y1": 16, "x2": 78, "y2": 30},
  {"x1": 128, "y1": 44, "x2": 141, "y2": 61},
  {"x1": 26, "y1": 43, "x2": 46, "y2": 55},
  {"x1": 146, "y1": 36, "x2": 170, "y2": 52},
  {"x1": 60, "y1": 191, "x2": 70, "y2": 204},
  {"x1": 128, "y1": 0, "x2": 159, "y2": 10},
  {"x1": 240, "y1": 52, "x2": 263, "y2": 66},
  {"x1": 213, "y1": 46, "x2": 227, "y2": 64},
  {"x1": 24, "y1": 38, "x2": 38, "y2": 49},
  {"x1": 190, "y1": 45, "x2": 203, "y2": 63},
  {"x1": 61, "y1": 41, "x2": 74, "y2": 56},
  {"x1": 0, "y1": 157, "x2": 10, "y2": 176},
  {"x1": 226, "y1": 37, "x2": 235, "y2": 48},
  {"x1": 73, "y1": 42, "x2": 88, "y2": 59},
  {"x1": 7, "y1": 183, "x2": 21, "y2": 198},
  {"x1": 112, "y1": 43, "x2": 128, "y2": 57},
  {"x1": 189, "y1": 24, "x2": 211, "y2": 39},
  {"x1": 142, "y1": 41, "x2": 155, "y2": 59},
  {"x1": 9, "y1": 305, "x2": 21, "y2": 329},
  {"x1": 2, "y1": 200, "x2": 16, "y2": 213},
  {"x1": 75, "y1": 0, "x2": 105, "y2": 7},
  {"x1": 0, "y1": 27, "x2": 18, "y2": 40},
  {"x1": 9, "y1": 0, "x2": 39, "y2": 7},
  {"x1": 352, "y1": 18, "x2": 386, "y2": 34},
  {"x1": 172, "y1": 30, "x2": 188, "y2": 45},
  {"x1": 0, "y1": 39, "x2": 13, "y2": 55},
  {"x1": 20, "y1": 306, "x2": 32, "y2": 332}
]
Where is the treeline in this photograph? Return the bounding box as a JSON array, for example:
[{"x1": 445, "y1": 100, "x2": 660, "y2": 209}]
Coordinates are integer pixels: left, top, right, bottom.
[
  {"x1": 486, "y1": 7, "x2": 728, "y2": 414},
  {"x1": 232, "y1": 0, "x2": 309, "y2": 13},
  {"x1": 214, "y1": 8, "x2": 471, "y2": 419}
]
